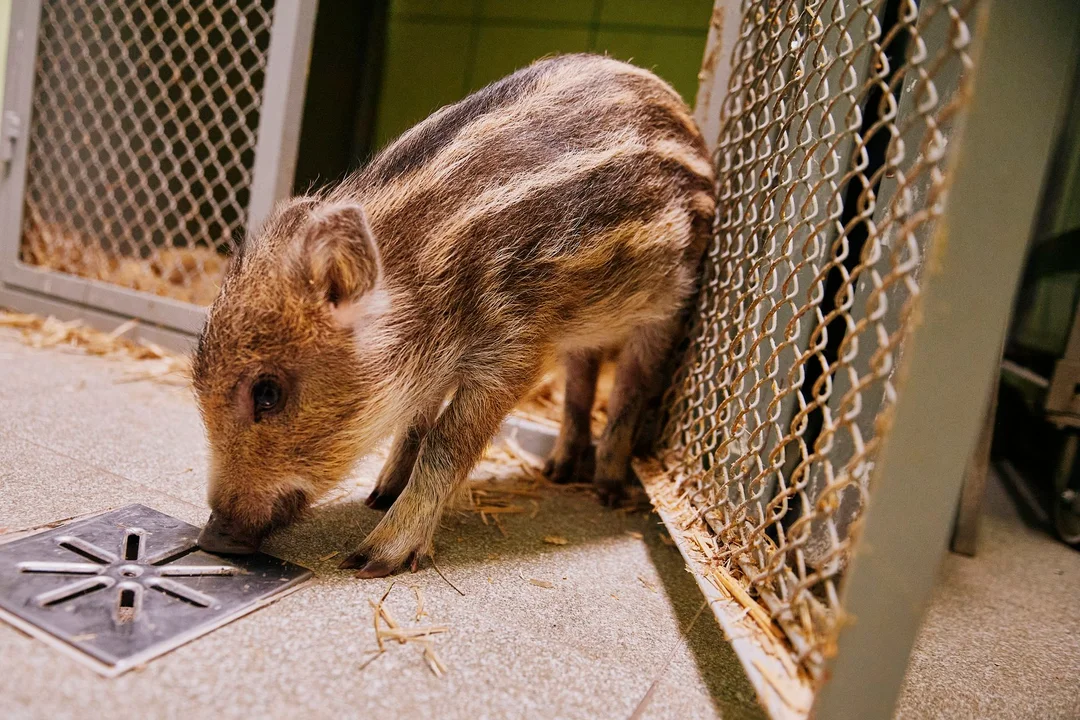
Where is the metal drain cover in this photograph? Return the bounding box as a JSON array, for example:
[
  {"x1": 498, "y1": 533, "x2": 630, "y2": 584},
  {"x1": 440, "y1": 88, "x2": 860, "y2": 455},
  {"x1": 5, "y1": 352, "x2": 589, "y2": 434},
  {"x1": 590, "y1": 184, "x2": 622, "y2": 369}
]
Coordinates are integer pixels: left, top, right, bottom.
[{"x1": 0, "y1": 504, "x2": 312, "y2": 676}]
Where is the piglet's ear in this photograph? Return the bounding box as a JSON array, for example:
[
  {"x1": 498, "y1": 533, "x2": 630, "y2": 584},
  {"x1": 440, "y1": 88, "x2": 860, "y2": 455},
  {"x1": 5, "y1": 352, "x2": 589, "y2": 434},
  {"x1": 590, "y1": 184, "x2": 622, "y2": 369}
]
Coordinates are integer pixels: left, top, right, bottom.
[{"x1": 303, "y1": 203, "x2": 380, "y2": 307}]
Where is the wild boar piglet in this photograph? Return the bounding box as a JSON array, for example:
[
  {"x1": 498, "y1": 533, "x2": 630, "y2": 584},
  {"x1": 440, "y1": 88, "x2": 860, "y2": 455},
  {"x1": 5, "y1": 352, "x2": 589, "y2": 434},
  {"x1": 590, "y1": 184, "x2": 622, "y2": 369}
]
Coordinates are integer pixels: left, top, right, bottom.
[{"x1": 192, "y1": 53, "x2": 715, "y2": 577}]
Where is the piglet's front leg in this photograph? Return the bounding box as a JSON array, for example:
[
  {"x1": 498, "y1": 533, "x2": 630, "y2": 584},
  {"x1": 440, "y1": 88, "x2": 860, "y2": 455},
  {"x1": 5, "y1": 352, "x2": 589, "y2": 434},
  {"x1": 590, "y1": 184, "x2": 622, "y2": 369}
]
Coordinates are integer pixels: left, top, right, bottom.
[{"x1": 340, "y1": 373, "x2": 533, "y2": 578}]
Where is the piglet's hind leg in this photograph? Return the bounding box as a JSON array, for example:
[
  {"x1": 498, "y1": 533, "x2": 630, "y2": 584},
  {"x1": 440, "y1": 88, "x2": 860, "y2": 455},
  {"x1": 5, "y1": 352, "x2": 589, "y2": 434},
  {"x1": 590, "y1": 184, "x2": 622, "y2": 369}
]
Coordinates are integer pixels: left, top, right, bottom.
[
  {"x1": 543, "y1": 350, "x2": 601, "y2": 484},
  {"x1": 594, "y1": 320, "x2": 676, "y2": 506}
]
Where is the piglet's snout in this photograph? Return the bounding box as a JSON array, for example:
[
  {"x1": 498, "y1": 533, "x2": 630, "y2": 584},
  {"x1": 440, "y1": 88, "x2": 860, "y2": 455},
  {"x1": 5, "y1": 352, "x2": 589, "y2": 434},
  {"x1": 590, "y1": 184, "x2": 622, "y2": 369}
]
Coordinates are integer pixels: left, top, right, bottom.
[{"x1": 197, "y1": 511, "x2": 261, "y2": 555}]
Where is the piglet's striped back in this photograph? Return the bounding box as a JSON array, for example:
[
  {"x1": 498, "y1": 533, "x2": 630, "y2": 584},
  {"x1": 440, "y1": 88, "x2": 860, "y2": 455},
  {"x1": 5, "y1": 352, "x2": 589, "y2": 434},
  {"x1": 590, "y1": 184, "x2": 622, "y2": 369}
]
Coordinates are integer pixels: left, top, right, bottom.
[{"x1": 338, "y1": 54, "x2": 715, "y2": 294}]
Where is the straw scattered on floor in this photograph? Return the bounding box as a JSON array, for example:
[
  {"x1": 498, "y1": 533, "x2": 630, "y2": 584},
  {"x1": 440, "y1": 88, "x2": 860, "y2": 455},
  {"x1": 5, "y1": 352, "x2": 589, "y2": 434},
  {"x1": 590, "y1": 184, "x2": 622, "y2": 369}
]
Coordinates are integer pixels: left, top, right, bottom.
[
  {"x1": 516, "y1": 361, "x2": 614, "y2": 436},
  {"x1": 454, "y1": 440, "x2": 588, "y2": 532},
  {"x1": 0, "y1": 308, "x2": 612, "y2": 428},
  {"x1": 22, "y1": 208, "x2": 228, "y2": 306},
  {"x1": 0, "y1": 309, "x2": 190, "y2": 386},
  {"x1": 366, "y1": 582, "x2": 450, "y2": 678},
  {"x1": 412, "y1": 586, "x2": 427, "y2": 621},
  {"x1": 632, "y1": 456, "x2": 814, "y2": 696},
  {"x1": 9, "y1": 215, "x2": 617, "y2": 426}
]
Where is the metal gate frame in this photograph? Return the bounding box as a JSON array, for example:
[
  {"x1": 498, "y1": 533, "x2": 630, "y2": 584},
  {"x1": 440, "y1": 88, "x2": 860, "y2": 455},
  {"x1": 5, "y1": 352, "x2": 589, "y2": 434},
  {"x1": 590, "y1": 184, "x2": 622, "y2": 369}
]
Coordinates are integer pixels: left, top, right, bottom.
[
  {"x1": 677, "y1": 1, "x2": 1080, "y2": 718},
  {"x1": 0, "y1": 0, "x2": 318, "y2": 348}
]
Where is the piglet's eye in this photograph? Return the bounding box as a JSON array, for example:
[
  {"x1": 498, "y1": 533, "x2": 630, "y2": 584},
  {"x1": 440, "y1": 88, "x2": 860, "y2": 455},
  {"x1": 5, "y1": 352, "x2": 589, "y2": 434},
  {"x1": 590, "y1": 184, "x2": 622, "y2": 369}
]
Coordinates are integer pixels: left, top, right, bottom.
[{"x1": 251, "y1": 377, "x2": 285, "y2": 421}]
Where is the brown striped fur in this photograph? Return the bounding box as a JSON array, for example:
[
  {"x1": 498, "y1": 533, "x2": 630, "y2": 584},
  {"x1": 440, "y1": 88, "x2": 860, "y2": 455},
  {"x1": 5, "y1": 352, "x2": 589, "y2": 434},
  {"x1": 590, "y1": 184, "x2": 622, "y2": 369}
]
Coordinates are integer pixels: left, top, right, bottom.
[{"x1": 191, "y1": 54, "x2": 714, "y2": 576}]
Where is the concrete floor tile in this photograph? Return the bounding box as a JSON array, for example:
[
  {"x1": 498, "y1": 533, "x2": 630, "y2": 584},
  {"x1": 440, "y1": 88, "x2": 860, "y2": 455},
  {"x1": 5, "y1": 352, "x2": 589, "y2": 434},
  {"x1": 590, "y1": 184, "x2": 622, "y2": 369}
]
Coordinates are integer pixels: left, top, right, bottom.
[
  {"x1": 0, "y1": 431, "x2": 203, "y2": 532},
  {"x1": 894, "y1": 476, "x2": 1080, "y2": 719},
  {"x1": 4, "y1": 333, "x2": 1078, "y2": 720},
  {"x1": 0, "y1": 334, "x2": 759, "y2": 720}
]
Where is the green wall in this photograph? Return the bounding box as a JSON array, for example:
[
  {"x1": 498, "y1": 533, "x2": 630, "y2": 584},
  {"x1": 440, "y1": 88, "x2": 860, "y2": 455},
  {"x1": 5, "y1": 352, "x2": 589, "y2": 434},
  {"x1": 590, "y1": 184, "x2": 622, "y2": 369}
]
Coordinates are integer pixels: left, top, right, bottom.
[{"x1": 374, "y1": 0, "x2": 712, "y2": 149}]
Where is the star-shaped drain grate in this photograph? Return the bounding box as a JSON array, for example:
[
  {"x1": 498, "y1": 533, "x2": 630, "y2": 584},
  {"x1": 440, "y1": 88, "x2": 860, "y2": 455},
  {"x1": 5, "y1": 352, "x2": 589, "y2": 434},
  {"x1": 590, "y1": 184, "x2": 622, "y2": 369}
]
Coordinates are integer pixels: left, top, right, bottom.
[
  {"x1": 0, "y1": 505, "x2": 311, "y2": 676},
  {"x1": 18, "y1": 527, "x2": 238, "y2": 623}
]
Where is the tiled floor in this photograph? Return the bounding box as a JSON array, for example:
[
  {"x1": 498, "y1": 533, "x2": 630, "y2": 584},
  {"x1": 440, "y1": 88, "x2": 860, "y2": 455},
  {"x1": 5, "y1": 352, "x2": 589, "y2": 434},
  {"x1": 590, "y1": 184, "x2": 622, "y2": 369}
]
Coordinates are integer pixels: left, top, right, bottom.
[
  {"x1": 0, "y1": 334, "x2": 762, "y2": 720},
  {"x1": 1, "y1": 331, "x2": 1077, "y2": 719},
  {"x1": 894, "y1": 469, "x2": 1080, "y2": 719}
]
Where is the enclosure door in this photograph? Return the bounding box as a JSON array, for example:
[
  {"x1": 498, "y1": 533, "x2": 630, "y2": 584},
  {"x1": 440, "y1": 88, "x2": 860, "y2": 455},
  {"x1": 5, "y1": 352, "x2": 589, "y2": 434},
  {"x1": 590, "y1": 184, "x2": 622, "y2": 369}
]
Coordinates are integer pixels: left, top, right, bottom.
[{"x1": 0, "y1": 0, "x2": 316, "y2": 335}]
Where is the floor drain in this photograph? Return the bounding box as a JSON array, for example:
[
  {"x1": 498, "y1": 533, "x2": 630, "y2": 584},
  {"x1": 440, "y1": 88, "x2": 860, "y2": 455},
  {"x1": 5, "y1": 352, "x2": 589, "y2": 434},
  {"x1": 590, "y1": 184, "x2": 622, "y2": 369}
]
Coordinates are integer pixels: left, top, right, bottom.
[{"x1": 0, "y1": 504, "x2": 312, "y2": 676}]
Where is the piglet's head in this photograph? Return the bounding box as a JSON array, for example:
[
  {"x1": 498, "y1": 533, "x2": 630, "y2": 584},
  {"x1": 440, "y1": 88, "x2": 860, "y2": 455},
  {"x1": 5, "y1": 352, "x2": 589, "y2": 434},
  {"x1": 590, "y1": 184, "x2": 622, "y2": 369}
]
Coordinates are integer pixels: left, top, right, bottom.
[{"x1": 192, "y1": 199, "x2": 388, "y2": 554}]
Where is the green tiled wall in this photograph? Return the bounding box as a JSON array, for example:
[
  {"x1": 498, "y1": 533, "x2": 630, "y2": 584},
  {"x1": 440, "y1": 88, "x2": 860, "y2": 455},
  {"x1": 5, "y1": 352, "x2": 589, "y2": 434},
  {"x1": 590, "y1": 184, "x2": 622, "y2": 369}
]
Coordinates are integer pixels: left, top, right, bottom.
[
  {"x1": 376, "y1": 19, "x2": 474, "y2": 150},
  {"x1": 483, "y1": 0, "x2": 596, "y2": 24},
  {"x1": 592, "y1": 29, "x2": 707, "y2": 106},
  {"x1": 469, "y1": 26, "x2": 592, "y2": 90},
  {"x1": 374, "y1": 0, "x2": 713, "y2": 149},
  {"x1": 598, "y1": 0, "x2": 711, "y2": 29}
]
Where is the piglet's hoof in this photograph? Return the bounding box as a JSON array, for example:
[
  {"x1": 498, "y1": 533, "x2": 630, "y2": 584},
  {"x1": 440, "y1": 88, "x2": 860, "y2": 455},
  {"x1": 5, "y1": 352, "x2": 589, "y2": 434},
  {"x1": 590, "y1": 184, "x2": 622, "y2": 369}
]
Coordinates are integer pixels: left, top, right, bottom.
[
  {"x1": 595, "y1": 478, "x2": 628, "y2": 508},
  {"x1": 338, "y1": 550, "x2": 420, "y2": 578},
  {"x1": 364, "y1": 487, "x2": 397, "y2": 511},
  {"x1": 542, "y1": 445, "x2": 595, "y2": 485}
]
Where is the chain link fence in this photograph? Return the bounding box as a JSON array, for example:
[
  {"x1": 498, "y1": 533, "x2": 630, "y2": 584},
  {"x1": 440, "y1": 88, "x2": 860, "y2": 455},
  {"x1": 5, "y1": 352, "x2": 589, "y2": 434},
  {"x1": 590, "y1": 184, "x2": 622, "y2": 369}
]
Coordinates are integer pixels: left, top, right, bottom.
[
  {"x1": 18, "y1": 0, "x2": 274, "y2": 306},
  {"x1": 656, "y1": 0, "x2": 980, "y2": 684}
]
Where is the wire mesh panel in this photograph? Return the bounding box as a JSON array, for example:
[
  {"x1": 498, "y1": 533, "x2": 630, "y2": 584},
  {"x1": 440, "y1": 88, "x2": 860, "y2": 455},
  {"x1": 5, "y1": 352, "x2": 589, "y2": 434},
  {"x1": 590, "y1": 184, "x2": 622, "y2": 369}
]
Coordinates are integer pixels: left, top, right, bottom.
[
  {"x1": 18, "y1": 0, "x2": 275, "y2": 306},
  {"x1": 649, "y1": 0, "x2": 983, "y2": 692}
]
